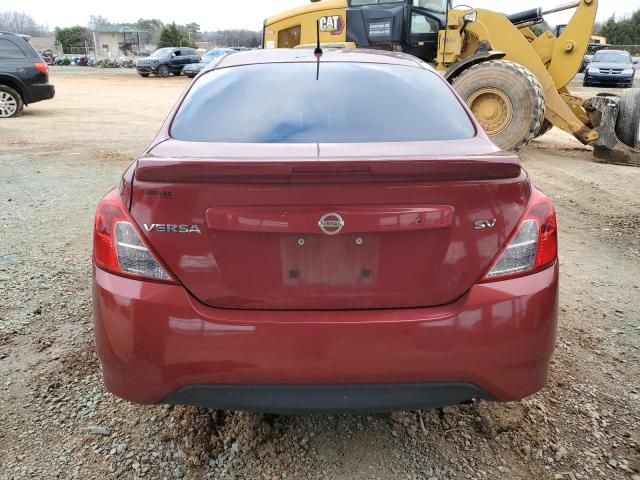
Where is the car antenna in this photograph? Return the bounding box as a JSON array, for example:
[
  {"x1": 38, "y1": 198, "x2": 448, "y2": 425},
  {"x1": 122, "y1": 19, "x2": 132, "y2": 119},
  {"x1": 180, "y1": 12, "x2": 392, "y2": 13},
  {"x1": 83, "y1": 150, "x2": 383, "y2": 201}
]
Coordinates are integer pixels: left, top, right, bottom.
[{"x1": 314, "y1": 19, "x2": 323, "y2": 81}]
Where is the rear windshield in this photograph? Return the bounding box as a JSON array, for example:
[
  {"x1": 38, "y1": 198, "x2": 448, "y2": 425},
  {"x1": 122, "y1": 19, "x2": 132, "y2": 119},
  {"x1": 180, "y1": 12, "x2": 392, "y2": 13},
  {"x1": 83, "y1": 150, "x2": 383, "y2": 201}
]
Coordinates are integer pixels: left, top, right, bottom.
[{"x1": 170, "y1": 62, "x2": 476, "y2": 143}]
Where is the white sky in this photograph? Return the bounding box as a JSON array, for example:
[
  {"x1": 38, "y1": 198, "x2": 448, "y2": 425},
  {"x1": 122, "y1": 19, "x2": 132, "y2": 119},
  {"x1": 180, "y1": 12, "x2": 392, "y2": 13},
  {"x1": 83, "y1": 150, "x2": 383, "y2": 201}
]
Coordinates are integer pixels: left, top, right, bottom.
[{"x1": 19, "y1": 0, "x2": 640, "y2": 32}]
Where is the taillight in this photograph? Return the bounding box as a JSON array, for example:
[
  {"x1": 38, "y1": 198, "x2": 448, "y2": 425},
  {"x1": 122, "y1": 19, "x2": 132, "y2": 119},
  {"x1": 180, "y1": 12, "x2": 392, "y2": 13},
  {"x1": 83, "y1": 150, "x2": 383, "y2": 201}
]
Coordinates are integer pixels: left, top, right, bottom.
[
  {"x1": 483, "y1": 188, "x2": 557, "y2": 281},
  {"x1": 33, "y1": 62, "x2": 48, "y2": 75},
  {"x1": 94, "y1": 190, "x2": 175, "y2": 283}
]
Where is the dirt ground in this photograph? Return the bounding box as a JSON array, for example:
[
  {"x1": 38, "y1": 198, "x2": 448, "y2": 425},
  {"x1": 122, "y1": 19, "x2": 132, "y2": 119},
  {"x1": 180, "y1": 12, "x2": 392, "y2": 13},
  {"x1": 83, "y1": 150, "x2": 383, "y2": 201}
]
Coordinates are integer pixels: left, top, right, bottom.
[{"x1": 0, "y1": 66, "x2": 639, "y2": 480}]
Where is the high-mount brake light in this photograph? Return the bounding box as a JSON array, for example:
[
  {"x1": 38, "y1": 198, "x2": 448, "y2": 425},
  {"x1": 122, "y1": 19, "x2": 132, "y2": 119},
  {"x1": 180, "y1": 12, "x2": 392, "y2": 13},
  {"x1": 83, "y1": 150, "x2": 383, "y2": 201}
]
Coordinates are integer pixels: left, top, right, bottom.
[
  {"x1": 94, "y1": 190, "x2": 174, "y2": 283},
  {"x1": 483, "y1": 188, "x2": 557, "y2": 281}
]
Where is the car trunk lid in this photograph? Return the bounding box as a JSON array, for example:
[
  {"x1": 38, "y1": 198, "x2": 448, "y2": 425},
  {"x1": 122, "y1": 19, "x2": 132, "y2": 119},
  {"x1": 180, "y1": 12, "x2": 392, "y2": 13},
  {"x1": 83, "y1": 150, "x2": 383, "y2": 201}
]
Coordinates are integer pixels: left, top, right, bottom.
[{"x1": 129, "y1": 139, "x2": 530, "y2": 310}]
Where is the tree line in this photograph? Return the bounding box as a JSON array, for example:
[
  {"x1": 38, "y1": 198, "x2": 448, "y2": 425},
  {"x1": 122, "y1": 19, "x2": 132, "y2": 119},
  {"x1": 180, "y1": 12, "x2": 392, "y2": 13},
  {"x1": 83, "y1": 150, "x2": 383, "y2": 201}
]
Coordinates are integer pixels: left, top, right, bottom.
[
  {"x1": 1, "y1": 11, "x2": 261, "y2": 51},
  {"x1": 54, "y1": 16, "x2": 261, "y2": 52},
  {"x1": 0, "y1": 10, "x2": 48, "y2": 36},
  {"x1": 598, "y1": 10, "x2": 640, "y2": 45}
]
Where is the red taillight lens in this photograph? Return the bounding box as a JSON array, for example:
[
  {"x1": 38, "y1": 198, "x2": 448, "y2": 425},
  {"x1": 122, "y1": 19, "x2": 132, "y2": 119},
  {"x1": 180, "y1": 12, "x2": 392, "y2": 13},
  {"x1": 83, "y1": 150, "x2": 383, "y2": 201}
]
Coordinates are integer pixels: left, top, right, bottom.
[
  {"x1": 94, "y1": 190, "x2": 175, "y2": 283},
  {"x1": 483, "y1": 188, "x2": 557, "y2": 281},
  {"x1": 33, "y1": 62, "x2": 49, "y2": 75},
  {"x1": 533, "y1": 200, "x2": 558, "y2": 268}
]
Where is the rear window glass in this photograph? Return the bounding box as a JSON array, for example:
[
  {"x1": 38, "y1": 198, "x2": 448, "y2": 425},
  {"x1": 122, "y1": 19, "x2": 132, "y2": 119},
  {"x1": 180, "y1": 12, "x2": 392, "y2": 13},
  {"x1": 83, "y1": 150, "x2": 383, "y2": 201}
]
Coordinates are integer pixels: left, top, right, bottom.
[
  {"x1": 170, "y1": 62, "x2": 476, "y2": 143},
  {"x1": 0, "y1": 39, "x2": 26, "y2": 59}
]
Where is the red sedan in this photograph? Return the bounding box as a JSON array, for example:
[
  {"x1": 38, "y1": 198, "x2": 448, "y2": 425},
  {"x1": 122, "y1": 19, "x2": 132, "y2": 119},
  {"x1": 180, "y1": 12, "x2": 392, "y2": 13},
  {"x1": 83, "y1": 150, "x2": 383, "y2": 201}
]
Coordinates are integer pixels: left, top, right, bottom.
[{"x1": 93, "y1": 49, "x2": 558, "y2": 413}]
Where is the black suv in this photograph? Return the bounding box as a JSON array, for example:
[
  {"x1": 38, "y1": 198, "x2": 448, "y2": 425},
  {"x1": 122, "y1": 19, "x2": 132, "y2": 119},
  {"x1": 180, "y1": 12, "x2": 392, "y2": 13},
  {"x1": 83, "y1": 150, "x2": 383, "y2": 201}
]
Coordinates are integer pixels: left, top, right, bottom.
[
  {"x1": 136, "y1": 47, "x2": 200, "y2": 78},
  {"x1": 0, "y1": 32, "x2": 55, "y2": 118}
]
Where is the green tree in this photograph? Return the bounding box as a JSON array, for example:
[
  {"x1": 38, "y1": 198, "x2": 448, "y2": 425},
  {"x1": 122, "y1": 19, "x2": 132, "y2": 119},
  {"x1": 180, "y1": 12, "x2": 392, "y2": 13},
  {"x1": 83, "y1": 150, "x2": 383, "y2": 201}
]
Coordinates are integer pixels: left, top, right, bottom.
[
  {"x1": 158, "y1": 22, "x2": 195, "y2": 48},
  {"x1": 185, "y1": 22, "x2": 200, "y2": 41},
  {"x1": 599, "y1": 10, "x2": 640, "y2": 44},
  {"x1": 55, "y1": 26, "x2": 88, "y2": 52},
  {"x1": 135, "y1": 18, "x2": 163, "y2": 31},
  {"x1": 129, "y1": 18, "x2": 164, "y2": 46}
]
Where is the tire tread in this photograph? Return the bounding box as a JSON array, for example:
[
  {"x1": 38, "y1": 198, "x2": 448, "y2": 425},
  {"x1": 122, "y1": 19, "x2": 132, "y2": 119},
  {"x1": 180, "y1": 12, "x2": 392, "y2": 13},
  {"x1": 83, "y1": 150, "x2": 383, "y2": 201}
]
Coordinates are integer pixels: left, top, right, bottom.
[{"x1": 453, "y1": 60, "x2": 545, "y2": 151}]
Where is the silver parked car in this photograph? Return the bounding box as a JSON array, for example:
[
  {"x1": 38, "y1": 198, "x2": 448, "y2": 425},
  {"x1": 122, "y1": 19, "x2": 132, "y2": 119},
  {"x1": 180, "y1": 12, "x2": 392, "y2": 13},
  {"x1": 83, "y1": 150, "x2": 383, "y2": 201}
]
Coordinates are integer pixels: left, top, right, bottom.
[{"x1": 182, "y1": 48, "x2": 236, "y2": 78}]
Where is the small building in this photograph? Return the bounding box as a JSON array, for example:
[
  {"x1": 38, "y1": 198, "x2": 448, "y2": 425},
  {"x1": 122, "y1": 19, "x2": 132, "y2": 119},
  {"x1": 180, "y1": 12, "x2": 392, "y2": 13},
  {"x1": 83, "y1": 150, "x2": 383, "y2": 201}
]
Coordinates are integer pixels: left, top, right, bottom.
[
  {"x1": 90, "y1": 25, "x2": 147, "y2": 56},
  {"x1": 29, "y1": 36, "x2": 60, "y2": 55}
]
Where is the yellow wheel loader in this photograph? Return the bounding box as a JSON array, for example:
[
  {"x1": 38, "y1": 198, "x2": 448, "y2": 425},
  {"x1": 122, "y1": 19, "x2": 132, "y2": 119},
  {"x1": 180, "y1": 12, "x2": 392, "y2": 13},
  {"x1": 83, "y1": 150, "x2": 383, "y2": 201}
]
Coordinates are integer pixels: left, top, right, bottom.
[{"x1": 263, "y1": 0, "x2": 640, "y2": 166}]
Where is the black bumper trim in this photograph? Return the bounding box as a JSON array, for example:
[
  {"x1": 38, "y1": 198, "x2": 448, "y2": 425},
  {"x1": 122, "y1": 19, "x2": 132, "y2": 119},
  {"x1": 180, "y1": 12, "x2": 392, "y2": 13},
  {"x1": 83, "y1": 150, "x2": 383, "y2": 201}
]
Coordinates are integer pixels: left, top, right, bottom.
[
  {"x1": 26, "y1": 84, "x2": 55, "y2": 104},
  {"x1": 160, "y1": 383, "x2": 494, "y2": 413}
]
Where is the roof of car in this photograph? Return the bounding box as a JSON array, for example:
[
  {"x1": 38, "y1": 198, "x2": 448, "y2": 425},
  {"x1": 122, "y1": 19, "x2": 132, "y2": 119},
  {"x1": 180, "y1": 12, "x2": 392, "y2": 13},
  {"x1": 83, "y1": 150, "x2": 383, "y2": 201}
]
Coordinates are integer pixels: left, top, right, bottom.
[
  {"x1": 0, "y1": 32, "x2": 30, "y2": 40},
  {"x1": 208, "y1": 48, "x2": 427, "y2": 72},
  {"x1": 595, "y1": 49, "x2": 628, "y2": 53}
]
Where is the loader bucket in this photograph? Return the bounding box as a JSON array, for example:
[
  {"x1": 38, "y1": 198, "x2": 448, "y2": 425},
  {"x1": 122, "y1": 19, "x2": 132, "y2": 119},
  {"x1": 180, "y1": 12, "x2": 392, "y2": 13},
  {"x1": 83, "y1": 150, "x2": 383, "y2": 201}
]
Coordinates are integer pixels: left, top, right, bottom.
[{"x1": 585, "y1": 92, "x2": 640, "y2": 167}]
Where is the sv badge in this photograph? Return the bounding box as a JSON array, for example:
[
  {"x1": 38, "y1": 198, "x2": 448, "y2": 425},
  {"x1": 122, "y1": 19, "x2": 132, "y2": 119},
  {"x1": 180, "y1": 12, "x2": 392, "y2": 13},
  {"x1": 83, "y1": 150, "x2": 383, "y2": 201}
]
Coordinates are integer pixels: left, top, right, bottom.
[{"x1": 474, "y1": 219, "x2": 497, "y2": 230}]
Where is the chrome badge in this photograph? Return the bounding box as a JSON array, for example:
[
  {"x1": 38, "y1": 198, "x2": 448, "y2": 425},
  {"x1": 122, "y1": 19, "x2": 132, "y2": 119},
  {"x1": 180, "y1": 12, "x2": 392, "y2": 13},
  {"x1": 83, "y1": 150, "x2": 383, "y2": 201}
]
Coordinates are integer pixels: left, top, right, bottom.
[
  {"x1": 144, "y1": 224, "x2": 202, "y2": 234},
  {"x1": 318, "y1": 213, "x2": 345, "y2": 236},
  {"x1": 474, "y1": 219, "x2": 497, "y2": 230}
]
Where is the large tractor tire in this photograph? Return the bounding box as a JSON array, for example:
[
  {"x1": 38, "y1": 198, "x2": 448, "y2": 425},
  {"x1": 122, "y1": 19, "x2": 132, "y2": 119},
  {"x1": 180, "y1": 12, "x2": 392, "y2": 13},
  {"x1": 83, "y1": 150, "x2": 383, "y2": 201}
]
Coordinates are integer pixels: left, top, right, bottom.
[
  {"x1": 615, "y1": 88, "x2": 640, "y2": 149},
  {"x1": 453, "y1": 60, "x2": 545, "y2": 151}
]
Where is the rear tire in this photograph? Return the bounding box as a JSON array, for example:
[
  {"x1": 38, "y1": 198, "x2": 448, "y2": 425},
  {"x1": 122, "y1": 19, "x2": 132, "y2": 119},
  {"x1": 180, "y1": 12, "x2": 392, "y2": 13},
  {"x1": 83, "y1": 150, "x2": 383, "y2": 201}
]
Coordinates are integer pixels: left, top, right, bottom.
[
  {"x1": 0, "y1": 85, "x2": 24, "y2": 118},
  {"x1": 453, "y1": 60, "x2": 545, "y2": 151},
  {"x1": 158, "y1": 65, "x2": 170, "y2": 78},
  {"x1": 615, "y1": 88, "x2": 640, "y2": 149}
]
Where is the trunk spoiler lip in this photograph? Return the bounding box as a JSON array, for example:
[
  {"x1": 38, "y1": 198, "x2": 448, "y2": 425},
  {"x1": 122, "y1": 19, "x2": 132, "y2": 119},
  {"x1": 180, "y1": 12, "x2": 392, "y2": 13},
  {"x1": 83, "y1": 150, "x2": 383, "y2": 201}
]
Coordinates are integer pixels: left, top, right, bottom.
[
  {"x1": 134, "y1": 156, "x2": 522, "y2": 183},
  {"x1": 145, "y1": 137, "x2": 504, "y2": 157}
]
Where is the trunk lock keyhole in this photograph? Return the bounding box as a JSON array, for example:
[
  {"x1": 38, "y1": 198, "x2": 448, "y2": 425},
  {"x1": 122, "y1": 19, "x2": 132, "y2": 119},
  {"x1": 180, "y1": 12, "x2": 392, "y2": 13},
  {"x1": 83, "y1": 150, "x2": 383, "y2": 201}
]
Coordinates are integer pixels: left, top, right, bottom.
[
  {"x1": 355, "y1": 237, "x2": 364, "y2": 246},
  {"x1": 297, "y1": 238, "x2": 305, "y2": 246}
]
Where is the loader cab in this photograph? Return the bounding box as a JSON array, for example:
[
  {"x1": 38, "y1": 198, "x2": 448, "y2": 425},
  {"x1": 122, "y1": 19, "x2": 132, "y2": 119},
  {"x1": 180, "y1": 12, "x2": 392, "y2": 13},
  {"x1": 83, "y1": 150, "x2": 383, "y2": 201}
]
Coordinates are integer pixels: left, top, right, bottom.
[{"x1": 346, "y1": 0, "x2": 449, "y2": 62}]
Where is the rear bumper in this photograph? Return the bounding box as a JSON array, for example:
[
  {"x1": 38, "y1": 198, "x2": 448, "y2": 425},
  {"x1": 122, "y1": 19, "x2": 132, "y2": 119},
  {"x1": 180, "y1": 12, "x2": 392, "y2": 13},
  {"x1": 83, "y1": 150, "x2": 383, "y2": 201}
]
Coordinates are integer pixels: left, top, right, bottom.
[
  {"x1": 25, "y1": 83, "x2": 55, "y2": 104},
  {"x1": 164, "y1": 383, "x2": 491, "y2": 413},
  {"x1": 93, "y1": 263, "x2": 559, "y2": 412},
  {"x1": 183, "y1": 67, "x2": 202, "y2": 76}
]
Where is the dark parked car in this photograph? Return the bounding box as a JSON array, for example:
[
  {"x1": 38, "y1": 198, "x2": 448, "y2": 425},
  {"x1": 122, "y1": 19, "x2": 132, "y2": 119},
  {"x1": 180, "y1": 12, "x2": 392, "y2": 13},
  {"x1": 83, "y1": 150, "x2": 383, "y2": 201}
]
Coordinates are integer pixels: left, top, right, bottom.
[
  {"x1": 584, "y1": 50, "x2": 636, "y2": 88},
  {"x1": 136, "y1": 47, "x2": 200, "y2": 78},
  {"x1": 0, "y1": 32, "x2": 55, "y2": 118},
  {"x1": 93, "y1": 49, "x2": 559, "y2": 413},
  {"x1": 182, "y1": 48, "x2": 236, "y2": 78}
]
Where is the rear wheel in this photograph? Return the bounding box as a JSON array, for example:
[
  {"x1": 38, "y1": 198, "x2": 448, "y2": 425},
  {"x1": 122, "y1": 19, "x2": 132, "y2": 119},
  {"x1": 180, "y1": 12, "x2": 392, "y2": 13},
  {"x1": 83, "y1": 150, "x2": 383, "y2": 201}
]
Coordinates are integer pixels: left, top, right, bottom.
[
  {"x1": 453, "y1": 60, "x2": 545, "y2": 151},
  {"x1": 0, "y1": 85, "x2": 23, "y2": 118},
  {"x1": 615, "y1": 88, "x2": 640, "y2": 149},
  {"x1": 158, "y1": 65, "x2": 170, "y2": 78}
]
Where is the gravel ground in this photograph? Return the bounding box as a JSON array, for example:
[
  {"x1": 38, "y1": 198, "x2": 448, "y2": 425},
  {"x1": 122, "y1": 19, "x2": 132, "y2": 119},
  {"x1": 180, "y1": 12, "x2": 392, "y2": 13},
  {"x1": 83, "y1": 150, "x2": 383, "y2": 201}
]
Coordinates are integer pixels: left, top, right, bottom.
[{"x1": 0, "y1": 67, "x2": 639, "y2": 480}]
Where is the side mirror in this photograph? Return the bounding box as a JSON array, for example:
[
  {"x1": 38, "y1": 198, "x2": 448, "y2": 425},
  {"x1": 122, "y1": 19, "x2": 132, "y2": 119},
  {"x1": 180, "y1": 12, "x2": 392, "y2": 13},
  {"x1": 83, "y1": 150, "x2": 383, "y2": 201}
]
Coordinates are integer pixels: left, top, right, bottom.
[{"x1": 634, "y1": 60, "x2": 639, "y2": 65}]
